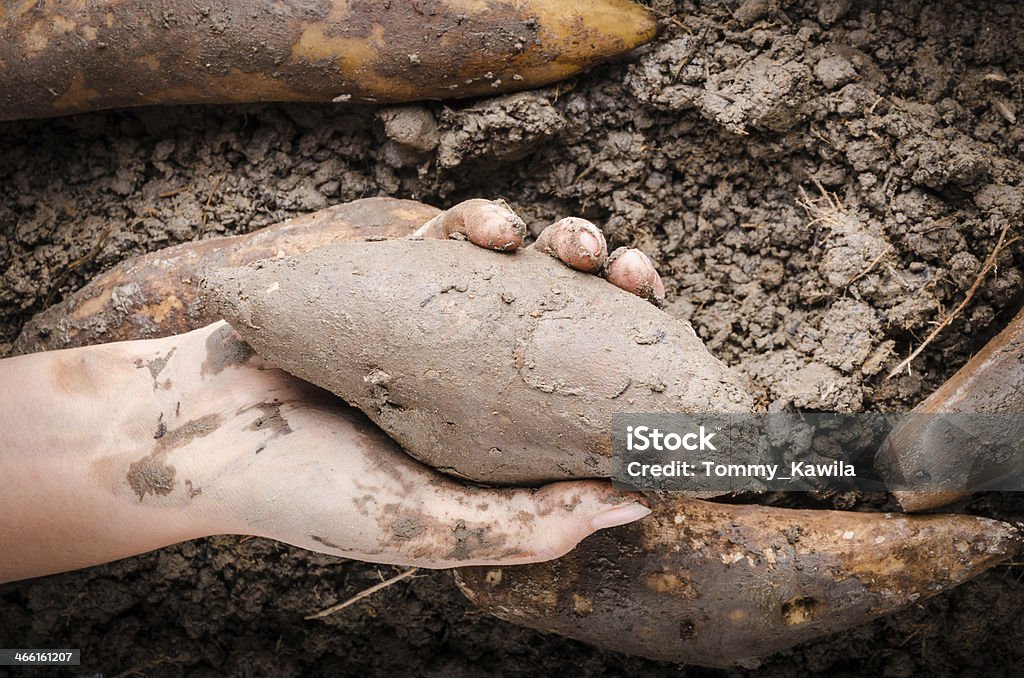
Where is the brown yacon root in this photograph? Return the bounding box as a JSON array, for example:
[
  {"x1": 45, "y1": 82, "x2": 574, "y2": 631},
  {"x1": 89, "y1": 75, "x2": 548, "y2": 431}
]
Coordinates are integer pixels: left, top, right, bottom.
[
  {"x1": 15, "y1": 198, "x2": 1021, "y2": 665},
  {"x1": 455, "y1": 496, "x2": 1022, "y2": 668},
  {"x1": 203, "y1": 238, "x2": 755, "y2": 485},
  {"x1": 13, "y1": 198, "x2": 439, "y2": 355},
  {"x1": 877, "y1": 306, "x2": 1024, "y2": 512},
  {"x1": 0, "y1": 0, "x2": 657, "y2": 121}
]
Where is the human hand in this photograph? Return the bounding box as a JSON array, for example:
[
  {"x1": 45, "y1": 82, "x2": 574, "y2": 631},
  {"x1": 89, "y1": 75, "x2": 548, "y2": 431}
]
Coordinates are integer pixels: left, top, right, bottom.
[{"x1": 201, "y1": 201, "x2": 665, "y2": 567}]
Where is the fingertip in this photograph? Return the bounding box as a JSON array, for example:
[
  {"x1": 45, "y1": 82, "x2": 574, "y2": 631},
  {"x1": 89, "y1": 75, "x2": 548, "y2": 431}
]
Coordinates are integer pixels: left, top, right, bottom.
[
  {"x1": 606, "y1": 247, "x2": 665, "y2": 305},
  {"x1": 639, "y1": 250, "x2": 667, "y2": 300},
  {"x1": 590, "y1": 502, "x2": 652, "y2": 530},
  {"x1": 520, "y1": 497, "x2": 650, "y2": 563},
  {"x1": 535, "y1": 482, "x2": 651, "y2": 531},
  {"x1": 463, "y1": 200, "x2": 526, "y2": 251},
  {"x1": 578, "y1": 227, "x2": 602, "y2": 256},
  {"x1": 534, "y1": 217, "x2": 608, "y2": 273},
  {"x1": 652, "y1": 268, "x2": 666, "y2": 300}
]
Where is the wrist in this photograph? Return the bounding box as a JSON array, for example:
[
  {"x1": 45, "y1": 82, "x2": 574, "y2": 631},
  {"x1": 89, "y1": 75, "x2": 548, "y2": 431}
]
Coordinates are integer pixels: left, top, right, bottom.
[
  {"x1": 104, "y1": 323, "x2": 276, "y2": 537},
  {"x1": 0, "y1": 319, "x2": 314, "y2": 582},
  {"x1": 0, "y1": 331, "x2": 227, "y2": 580},
  {"x1": 103, "y1": 321, "x2": 313, "y2": 540},
  {"x1": 91, "y1": 329, "x2": 235, "y2": 540}
]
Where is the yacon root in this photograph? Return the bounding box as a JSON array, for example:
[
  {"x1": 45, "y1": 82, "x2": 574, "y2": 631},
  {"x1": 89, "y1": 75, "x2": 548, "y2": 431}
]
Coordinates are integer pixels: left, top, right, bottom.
[
  {"x1": 878, "y1": 306, "x2": 1024, "y2": 511},
  {"x1": 204, "y1": 238, "x2": 755, "y2": 485},
  {"x1": 13, "y1": 198, "x2": 438, "y2": 354},
  {"x1": 0, "y1": 0, "x2": 657, "y2": 121},
  {"x1": 455, "y1": 496, "x2": 1021, "y2": 668}
]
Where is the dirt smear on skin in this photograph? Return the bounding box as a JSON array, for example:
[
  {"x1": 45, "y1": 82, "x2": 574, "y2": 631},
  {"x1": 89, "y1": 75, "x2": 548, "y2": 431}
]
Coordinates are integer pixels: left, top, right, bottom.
[
  {"x1": 310, "y1": 535, "x2": 343, "y2": 550},
  {"x1": 449, "y1": 520, "x2": 505, "y2": 561},
  {"x1": 126, "y1": 414, "x2": 222, "y2": 500},
  {"x1": 201, "y1": 323, "x2": 254, "y2": 376},
  {"x1": 391, "y1": 517, "x2": 426, "y2": 541},
  {"x1": 241, "y1": 402, "x2": 294, "y2": 437},
  {"x1": 143, "y1": 346, "x2": 175, "y2": 382},
  {"x1": 134, "y1": 345, "x2": 176, "y2": 389},
  {"x1": 3, "y1": 0, "x2": 1024, "y2": 675}
]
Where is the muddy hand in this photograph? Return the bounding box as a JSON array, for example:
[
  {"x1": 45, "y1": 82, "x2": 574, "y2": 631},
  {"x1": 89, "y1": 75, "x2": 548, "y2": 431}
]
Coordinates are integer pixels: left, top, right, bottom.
[
  {"x1": 203, "y1": 353, "x2": 651, "y2": 569},
  {"x1": 0, "y1": 203, "x2": 663, "y2": 581},
  {"x1": 215, "y1": 206, "x2": 662, "y2": 566}
]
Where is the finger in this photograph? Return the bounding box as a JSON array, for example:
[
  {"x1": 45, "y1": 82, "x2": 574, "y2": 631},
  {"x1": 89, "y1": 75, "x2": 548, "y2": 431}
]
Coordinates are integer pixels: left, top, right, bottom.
[
  {"x1": 529, "y1": 217, "x2": 608, "y2": 274},
  {"x1": 412, "y1": 198, "x2": 526, "y2": 251},
  {"x1": 606, "y1": 247, "x2": 666, "y2": 305}
]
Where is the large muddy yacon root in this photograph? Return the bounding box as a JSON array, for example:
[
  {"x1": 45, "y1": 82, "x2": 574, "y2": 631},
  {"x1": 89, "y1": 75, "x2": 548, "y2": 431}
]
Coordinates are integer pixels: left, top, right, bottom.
[{"x1": 204, "y1": 238, "x2": 755, "y2": 485}]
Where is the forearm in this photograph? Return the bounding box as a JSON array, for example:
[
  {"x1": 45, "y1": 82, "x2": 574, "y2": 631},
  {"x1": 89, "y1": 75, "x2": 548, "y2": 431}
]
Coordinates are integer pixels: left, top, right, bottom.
[{"x1": 0, "y1": 326, "x2": 252, "y2": 582}]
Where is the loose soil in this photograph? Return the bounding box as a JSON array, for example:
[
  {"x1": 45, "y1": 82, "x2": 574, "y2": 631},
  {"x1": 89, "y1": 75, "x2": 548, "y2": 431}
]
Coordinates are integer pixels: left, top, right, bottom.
[{"x1": 2, "y1": 1, "x2": 1023, "y2": 675}]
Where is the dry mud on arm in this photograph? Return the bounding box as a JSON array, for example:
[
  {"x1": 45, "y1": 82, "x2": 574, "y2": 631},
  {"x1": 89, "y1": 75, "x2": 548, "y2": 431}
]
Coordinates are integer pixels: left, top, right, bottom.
[{"x1": 205, "y1": 238, "x2": 755, "y2": 484}]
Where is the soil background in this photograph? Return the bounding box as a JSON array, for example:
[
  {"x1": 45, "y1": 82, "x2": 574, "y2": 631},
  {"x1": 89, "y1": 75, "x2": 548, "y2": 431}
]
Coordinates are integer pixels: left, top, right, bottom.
[{"x1": 3, "y1": 0, "x2": 1024, "y2": 675}]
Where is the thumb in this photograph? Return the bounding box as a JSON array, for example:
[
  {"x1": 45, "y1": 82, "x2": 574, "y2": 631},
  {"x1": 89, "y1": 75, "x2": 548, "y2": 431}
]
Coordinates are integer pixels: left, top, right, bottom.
[
  {"x1": 225, "y1": 400, "x2": 650, "y2": 570},
  {"x1": 393, "y1": 479, "x2": 652, "y2": 569},
  {"x1": 326, "y1": 476, "x2": 651, "y2": 570}
]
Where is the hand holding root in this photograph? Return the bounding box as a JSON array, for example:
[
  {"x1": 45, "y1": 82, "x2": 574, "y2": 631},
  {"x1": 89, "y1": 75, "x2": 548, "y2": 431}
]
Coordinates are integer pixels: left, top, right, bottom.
[
  {"x1": 204, "y1": 201, "x2": 667, "y2": 567},
  {"x1": 159, "y1": 325, "x2": 652, "y2": 570},
  {"x1": 1, "y1": 199, "x2": 662, "y2": 581},
  {"x1": 205, "y1": 198, "x2": 1024, "y2": 667}
]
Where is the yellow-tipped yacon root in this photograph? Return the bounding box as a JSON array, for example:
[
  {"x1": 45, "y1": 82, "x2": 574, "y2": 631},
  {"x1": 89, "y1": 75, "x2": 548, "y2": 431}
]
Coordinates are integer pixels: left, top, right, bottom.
[{"x1": 0, "y1": 0, "x2": 657, "y2": 121}]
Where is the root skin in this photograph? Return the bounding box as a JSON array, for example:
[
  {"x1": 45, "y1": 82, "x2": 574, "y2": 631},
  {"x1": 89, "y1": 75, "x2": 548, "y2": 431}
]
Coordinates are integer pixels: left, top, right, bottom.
[
  {"x1": 0, "y1": 0, "x2": 657, "y2": 120},
  {"x1": 880, "y1": 307, "x2": 1024, "y2": 511},
  {"x1": 14, "y1": 198, "x2": 437, "y2": 354}
]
